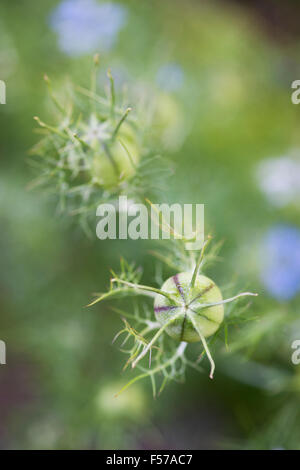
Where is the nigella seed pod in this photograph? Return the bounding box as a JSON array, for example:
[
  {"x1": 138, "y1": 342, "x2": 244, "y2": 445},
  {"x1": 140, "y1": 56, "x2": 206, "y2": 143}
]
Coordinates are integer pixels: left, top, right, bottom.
[
  {"x1": 154, "y1": 272, "x2": 224, "y2": 342},
  {"x1": 89, "y1": 240, "x2": 257, "y2": 381},
  {"x1": 92, "y1": 122, "x2": 140, "y2": 189}
]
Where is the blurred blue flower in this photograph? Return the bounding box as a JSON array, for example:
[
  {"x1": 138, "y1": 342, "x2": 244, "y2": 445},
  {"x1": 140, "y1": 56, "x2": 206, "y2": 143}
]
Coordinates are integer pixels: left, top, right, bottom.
[
  {"x1": 50, "y1": 0, "x2": 128, "y2": 56},
  {"x1": 156, "y1": 63, "x2": 184, "y2": 92},
  {"x1": 260, "y1": 225, "x2": 300, "y2": 301},
  {"x1": 255, "y1": 152, "x2": 300, "y2": 208}
]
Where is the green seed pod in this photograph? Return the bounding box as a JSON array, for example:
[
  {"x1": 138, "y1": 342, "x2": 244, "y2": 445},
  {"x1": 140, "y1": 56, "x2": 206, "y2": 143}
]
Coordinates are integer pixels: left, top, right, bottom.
[
  {"x1": 92, "y1": 122, "x2": 140, "y2": 189},
  {"x1": 89, "y1": 247, "x2": 257, "y2": 380},
  {"x1": 154, "y1": 272, "x2": 224, "y2": 342}
]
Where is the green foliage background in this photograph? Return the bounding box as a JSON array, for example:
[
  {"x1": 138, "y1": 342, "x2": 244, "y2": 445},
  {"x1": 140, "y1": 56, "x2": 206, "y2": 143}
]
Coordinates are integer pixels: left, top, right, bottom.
[{"x1": 1, "y1": 0, "x2": 300, "y2": 449}]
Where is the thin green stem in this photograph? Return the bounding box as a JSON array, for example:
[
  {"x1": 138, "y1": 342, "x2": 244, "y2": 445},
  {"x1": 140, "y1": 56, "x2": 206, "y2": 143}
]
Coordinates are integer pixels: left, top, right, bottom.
[
  {"x1": 111, "y1": 278, "x2": 177, "y2": 303},
  {"x1": 33, "y1": 116, "x2": 67, "y2": 140},
  {"x1": 190, "y1": 237, "x2": 211, "y2": 289},
  {"x1": 91, "y1": 55, "x2": 100, "y2": 94},
  {"x1": 102, "y1": 142, "x2": 120, "y2": 176},
  {"x1": 72, "y1": 133, "x2": 93, "y2": 150},
  {"x1": 44, "y1": 74, "x2": 66, "y2": 114},
  {"x1": 90, "y1": 54, "x2": 100, "y2": 114},
  {"x1": 114, "y1": 372, "x2": 150, "y2": 397},
  {"x1": 189, "y1": 291, "x2": 258, "y2": 309},
  {"x1": 188, "y1": 313, "x2": 215, "y2": 379},
  {"x1": 118, "y1": 138, "x2": 137, "y2": 170},
  {"x1": 112, "y1": 107, "x2": 132, "y2": 140},
  {"x1": 107, "y1": 68, "x2": 115, "y2": 119},
  {"x1": 75, "y1": 85, "x2": 109, "y2": 107},
  {"x1": 115, "y1": 342, "x2": 187, "y2": 397},
  {"x1": 86, "y1": 287, "x2": 133, "y2": 307}
]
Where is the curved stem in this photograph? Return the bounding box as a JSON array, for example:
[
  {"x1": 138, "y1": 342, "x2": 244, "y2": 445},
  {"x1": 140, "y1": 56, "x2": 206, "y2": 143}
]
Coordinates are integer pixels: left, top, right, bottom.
[
  {"x1": 118, "y1": 138, "x2": 137, "y2": 170},
  {"x1": 90, "y1": 54, "x2": 100, "y2": 112},
  {"x1": 190, "y1": 237, "x2": 211, "y2": 289},
  {"x1": 189, "y1": 291, "x2": 258, "y2": 309},
  {"x1": 111, "y1": 278, "x2": 177, "y2": 303},
  {"x1": 131, "y1": 312, "x2": 182, "y2": 368},
  {"x1": 43, "y1": 74, "x2": 66, "y2": 115},
  {"x1": 114, "y1": 372, "x2": 149, "y2": 397},
  {"x1": 188, "y1": 313, "x2": 215, "y2": 379},
  {"x1": 112, "y1": 108, "x2": 132, "y2": 140},
  {"x1": 102, "y1": 142, "x2": 120, "y2": 176},
  {"x1": 107, "y1": 68, "x2": 115, "y2": 119},
  {"x1": 115, "y1": 342, "x2": 188, "y2": 398}
]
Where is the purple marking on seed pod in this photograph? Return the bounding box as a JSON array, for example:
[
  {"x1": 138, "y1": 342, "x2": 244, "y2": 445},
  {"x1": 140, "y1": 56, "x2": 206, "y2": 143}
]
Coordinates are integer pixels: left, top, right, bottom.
[
  {"x1": 49, "y1": 0, "x2": 128, "y2": 56},
  {"x1": 260, "y1": 224, "x2": 300, "y2": 301},
  {"x1": 154, "y1": 305, "x2": 177, "y2": 313},
  {"x1": 173, "y1": 274, "x2": 185, "y2": 301}
]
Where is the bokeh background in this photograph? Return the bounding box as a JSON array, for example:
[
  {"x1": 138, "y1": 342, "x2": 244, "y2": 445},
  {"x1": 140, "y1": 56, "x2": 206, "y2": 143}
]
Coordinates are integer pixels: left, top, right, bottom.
[{"x1": 1, "y1": 0, "x2": 300, "y2": 449}]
